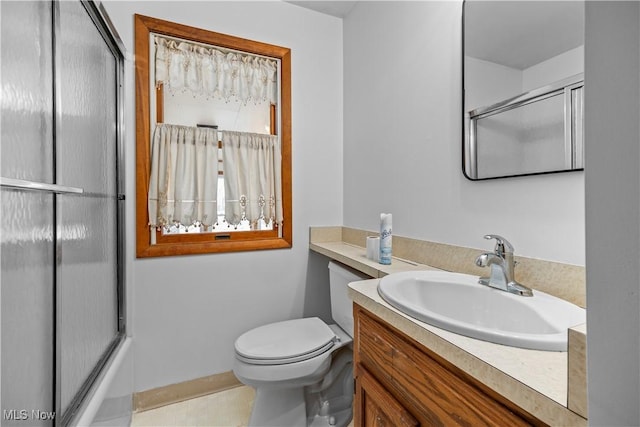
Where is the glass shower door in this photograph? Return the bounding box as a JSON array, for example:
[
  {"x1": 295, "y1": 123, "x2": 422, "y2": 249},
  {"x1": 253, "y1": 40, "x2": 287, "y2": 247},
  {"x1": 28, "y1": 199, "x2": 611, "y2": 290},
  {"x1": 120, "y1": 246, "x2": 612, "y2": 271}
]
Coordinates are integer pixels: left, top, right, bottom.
[
  {"x1": 55, "y1": 1, "x2": 121, "y2": 418},
  {"x1": 1, "y1": 2, "x2": 56, "y2": 426},
  {"x1": 1, "y1": 1, "x2": 125, "y2": 425}
]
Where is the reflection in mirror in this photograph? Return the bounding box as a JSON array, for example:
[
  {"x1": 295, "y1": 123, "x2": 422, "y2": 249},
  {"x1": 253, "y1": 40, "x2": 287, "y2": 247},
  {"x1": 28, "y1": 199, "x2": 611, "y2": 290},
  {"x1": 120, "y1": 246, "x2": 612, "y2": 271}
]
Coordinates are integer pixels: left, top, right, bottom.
[
  {"x1": 463, "y1": 1, "x2": 585, "y2": 180},
  {"x1": 135, "y1": 15, "x2": 292, "y2": 257}
]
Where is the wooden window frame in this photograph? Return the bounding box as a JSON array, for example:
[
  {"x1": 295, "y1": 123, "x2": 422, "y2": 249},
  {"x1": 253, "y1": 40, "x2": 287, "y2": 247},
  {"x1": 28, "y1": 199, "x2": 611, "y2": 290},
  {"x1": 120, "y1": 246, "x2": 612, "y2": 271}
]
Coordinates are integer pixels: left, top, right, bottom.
[{"x1": 134, "y1": 14, "x2": 292, "y2": 257}]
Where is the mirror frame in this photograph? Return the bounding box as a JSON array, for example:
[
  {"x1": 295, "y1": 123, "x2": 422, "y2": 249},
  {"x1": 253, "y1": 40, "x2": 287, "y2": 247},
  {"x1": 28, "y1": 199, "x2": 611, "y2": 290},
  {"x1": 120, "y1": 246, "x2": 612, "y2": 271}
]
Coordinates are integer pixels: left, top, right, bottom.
[
  {"x1": 461, "y1": 1, "x2": 585, "y2": 181},
  {"x1": 134, "y1": 14, "x2": 292, "y2": 257}
]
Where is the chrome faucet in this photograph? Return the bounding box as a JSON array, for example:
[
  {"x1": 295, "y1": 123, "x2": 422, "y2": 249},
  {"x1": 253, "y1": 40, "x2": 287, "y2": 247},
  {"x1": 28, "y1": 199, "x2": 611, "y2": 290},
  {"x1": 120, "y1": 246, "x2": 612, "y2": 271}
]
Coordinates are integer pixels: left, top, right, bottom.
[{"x1": 475, "y1": 234, "x2": 533, "y2": 297}]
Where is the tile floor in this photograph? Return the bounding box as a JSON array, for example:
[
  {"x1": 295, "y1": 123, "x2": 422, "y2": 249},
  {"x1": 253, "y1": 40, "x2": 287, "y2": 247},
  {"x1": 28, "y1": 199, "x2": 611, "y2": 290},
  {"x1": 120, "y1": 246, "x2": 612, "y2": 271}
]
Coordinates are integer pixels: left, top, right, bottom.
[
  {"x1": 130, "y1": 386, "x2": 355, "y2": 427},
  {"x1": 131, "y1": 386, "x2": 255, "y2": 427}
]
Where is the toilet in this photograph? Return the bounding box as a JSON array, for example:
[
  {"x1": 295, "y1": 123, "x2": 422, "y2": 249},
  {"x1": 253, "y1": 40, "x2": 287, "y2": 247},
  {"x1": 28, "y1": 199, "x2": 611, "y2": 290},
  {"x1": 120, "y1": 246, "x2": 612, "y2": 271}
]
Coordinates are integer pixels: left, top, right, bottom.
[{"x1": 233, "y1": 261, "x2": 367, "y2": 427}]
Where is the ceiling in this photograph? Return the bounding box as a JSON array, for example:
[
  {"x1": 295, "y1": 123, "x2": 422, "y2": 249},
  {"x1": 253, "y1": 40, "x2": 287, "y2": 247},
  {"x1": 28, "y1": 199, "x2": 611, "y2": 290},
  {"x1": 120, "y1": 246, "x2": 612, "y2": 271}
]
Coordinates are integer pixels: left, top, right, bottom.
[
  {"x1": 465, "y1": 1, "x2": 584, "y2": 70},
  {"x1": 286, "y1": 1, "x2": 584, "y2": 71},
  {"x1": 285, "y1": 1, "x2": 358, "y2": 18}
]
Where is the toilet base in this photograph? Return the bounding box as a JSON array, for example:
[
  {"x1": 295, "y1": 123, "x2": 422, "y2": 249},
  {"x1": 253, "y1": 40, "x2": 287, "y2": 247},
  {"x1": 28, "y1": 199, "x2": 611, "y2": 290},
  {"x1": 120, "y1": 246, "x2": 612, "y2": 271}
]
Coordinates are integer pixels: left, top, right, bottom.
[
  {"x1": 306, "y1": 347, "x2": 353, "y2": 427},
  {"x1": 249, "y1": 387, "x2": 306, "y2": 427},
  {"x1": 237, "y1": 325, "x2": 354, "y2": 427},
  {"x1": 308, "y1": 406, "x2": 352, "y2": 427}
]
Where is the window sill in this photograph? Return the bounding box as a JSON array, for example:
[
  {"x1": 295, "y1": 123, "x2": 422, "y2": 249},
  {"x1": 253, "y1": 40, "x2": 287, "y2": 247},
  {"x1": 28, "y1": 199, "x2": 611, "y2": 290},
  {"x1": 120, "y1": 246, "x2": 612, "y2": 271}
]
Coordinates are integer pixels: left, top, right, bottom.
[{"x1": 136, "y1": 233, "x2": 292, "y2": 258}]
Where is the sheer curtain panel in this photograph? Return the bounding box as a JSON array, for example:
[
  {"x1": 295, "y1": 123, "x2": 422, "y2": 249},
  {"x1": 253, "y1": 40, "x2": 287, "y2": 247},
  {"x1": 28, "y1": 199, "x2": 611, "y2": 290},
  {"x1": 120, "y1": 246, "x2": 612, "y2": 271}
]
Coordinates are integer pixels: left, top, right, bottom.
[
  {"x1": 148, "y1": 124, "x2": 219, "y2": 228},
  {"x1": 222, "y1": 131, "x2": 282, "y2": 228}
]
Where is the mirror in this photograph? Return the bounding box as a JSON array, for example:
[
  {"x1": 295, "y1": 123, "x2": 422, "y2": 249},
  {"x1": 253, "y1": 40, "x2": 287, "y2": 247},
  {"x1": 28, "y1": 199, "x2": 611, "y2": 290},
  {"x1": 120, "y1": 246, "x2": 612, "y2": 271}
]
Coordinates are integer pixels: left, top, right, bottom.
[{"x1": 463, "y1": 1, "x2": 585, "y2": 180}]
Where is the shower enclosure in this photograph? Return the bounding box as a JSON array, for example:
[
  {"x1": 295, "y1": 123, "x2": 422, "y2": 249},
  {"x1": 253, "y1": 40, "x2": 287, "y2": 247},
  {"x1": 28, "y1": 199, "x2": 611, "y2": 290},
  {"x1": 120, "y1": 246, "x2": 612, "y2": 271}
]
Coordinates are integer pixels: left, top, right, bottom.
[{"x1": 1, "y1": 1, "x2": 125, "y2": 426}]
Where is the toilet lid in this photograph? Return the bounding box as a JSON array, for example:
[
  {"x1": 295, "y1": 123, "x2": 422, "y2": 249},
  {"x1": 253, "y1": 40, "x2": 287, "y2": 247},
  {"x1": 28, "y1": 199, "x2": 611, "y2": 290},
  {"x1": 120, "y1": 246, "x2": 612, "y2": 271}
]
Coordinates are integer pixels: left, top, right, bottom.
[{"x1": 235, "y1": 317, "x2": 337, "y2": 365}]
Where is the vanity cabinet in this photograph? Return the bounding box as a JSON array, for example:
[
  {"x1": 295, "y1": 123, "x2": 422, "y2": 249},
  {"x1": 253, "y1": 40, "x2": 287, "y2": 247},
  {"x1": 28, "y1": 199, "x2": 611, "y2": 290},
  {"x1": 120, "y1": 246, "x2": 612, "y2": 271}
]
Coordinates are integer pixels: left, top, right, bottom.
[{"x1": 353, "y1": 305, "x2": 547, "y2": 426}]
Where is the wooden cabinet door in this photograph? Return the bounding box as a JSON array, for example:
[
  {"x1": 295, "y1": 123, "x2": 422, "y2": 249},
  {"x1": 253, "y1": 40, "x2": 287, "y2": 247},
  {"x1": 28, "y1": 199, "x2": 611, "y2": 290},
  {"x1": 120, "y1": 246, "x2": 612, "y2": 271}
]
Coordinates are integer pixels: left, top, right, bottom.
[
  {"x1": 355, "y1": 364, "x2": 419, "y2": 427},
  {"x1": 354, "y1": 305, "x2": 543, "y2": 426}
]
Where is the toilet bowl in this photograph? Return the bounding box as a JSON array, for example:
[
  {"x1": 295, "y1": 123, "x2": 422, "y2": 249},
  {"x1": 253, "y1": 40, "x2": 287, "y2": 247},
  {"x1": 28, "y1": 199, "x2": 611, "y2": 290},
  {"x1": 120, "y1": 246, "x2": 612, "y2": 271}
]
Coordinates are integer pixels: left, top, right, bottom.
[{"x1": 233, "y1": 261, "x2": 367, "y2": 427}]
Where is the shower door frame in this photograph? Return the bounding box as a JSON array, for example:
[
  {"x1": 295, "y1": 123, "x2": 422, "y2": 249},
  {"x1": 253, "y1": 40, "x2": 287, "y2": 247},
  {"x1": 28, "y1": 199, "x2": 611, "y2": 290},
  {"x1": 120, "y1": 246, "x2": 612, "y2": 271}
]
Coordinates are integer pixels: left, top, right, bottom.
[
  {"x1": 0, "y1": 1, "x2": 127, "y2": 425},
  {"x1": 54, "y1": 2, "x2": 127, "y2": 425}
]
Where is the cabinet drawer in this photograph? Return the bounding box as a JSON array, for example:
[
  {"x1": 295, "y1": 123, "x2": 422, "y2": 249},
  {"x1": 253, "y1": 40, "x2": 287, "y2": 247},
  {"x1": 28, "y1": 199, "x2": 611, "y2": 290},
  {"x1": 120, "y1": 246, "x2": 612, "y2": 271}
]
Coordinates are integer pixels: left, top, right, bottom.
[
  {"x1": 355, "y1": 307, "x2": 541, "y2": 426},
  {"x1": 357, "y1": 310, "x2": 396, "y2": 384},
  {"x1": 356, "y1": 364, "x2": 419, "y2": 427}
]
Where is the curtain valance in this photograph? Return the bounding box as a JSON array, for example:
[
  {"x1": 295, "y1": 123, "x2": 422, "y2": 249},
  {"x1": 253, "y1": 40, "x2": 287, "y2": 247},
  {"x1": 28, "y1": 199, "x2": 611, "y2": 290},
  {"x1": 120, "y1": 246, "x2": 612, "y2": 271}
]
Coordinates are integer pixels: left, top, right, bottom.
[{"x1": 154, "y1": 35, "x2": 278, "y2": 104}]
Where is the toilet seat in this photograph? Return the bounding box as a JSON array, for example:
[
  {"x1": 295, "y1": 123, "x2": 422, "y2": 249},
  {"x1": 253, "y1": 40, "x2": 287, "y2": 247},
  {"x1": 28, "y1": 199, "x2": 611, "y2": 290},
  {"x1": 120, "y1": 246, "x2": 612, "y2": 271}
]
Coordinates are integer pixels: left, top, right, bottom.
[{"x1": 235, "y1": 317, "x2": 337, "y2": 365}]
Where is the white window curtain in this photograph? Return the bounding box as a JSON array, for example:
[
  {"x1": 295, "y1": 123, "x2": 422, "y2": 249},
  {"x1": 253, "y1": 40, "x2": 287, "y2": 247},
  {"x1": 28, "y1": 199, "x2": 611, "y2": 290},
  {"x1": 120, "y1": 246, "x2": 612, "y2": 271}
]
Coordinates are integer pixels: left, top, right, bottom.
[
  {"x1": 222, "y1": 131, "x2": 282, "y2": 228},
  {"x1": 154, "y1": 35, "x2": 278, "y2": 104},
  {"x1": 148, "y1": 124, "x2": 219, "y2": 228}
]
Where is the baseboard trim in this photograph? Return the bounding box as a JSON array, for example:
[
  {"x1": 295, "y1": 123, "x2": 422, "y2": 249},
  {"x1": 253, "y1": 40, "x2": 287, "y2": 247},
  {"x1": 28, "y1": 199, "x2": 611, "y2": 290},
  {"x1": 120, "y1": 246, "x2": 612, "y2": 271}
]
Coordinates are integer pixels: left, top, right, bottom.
[{"x1": 133, "y1": 371, "x2": 243, "y2": 413}]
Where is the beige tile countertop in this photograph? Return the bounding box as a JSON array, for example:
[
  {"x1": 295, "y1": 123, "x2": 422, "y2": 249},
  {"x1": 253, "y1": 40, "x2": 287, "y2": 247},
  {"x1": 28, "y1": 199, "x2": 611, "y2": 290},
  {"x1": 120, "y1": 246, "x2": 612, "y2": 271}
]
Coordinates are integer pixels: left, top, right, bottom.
[{"x1": 309, "y1": 231, "x2": 587, "y2": 426}]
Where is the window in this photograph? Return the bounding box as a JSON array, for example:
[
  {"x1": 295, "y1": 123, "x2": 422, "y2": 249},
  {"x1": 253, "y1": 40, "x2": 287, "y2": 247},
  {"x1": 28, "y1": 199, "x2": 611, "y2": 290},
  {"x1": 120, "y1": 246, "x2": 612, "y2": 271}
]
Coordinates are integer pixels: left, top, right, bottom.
[{"x1": 134, "y1": 15, "x2": 292, "y2": 257}]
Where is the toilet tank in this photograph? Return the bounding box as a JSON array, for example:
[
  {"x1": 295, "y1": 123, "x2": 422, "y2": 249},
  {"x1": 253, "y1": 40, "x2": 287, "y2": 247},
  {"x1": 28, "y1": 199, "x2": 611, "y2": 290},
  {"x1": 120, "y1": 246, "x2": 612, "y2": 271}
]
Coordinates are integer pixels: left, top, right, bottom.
[{"x1": 328, "y1": 261, "x2": 369, "y2": 337}]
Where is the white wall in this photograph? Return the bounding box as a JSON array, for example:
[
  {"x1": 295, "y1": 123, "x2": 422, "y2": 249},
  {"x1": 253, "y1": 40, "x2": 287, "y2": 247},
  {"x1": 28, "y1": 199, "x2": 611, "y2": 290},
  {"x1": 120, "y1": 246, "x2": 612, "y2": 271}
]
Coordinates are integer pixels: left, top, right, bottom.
[
  {"x1": 585, "y1": 2, "x2": 640, "y2": 425},
  {"x1": 97, "y1": 2, "x2": 640, "y2": 422},
  {"x1": 464, "y1": 56, "x2": 521, "y2": 110},
  {"x1": 522, "y1": 45, "x2": 583, "y2": 91},
  {"x1": 464, "y1": 46, "x2": 584, "y2": 111},
  {"x1": 466, "y1": 46, "x2": 583, "y2": 109},
  {"x1": 344, "y1": 1, "x2": 585, "y2": 266},
  {"x1": 102, "y1": 1, "x2": 343, "y2": 392}
]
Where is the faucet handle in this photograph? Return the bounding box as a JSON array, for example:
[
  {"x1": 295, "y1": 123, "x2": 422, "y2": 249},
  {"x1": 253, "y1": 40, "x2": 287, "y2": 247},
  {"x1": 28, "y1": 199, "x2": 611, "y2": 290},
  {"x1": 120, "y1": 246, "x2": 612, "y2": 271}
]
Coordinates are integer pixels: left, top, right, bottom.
[{"x1": 483, "y1": 234, "x2": 514, "y2": 255}]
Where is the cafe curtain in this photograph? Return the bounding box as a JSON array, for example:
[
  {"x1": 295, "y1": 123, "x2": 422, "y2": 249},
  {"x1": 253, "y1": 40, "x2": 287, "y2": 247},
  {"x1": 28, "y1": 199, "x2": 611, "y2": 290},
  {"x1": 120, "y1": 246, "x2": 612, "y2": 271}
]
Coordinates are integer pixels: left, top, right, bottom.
[
  {"x1": 148, "y1": 124, "x2": 219, "y2": 228},
  {"x1": 221, "y1": 131, "x2": 282, "y2": 228}
]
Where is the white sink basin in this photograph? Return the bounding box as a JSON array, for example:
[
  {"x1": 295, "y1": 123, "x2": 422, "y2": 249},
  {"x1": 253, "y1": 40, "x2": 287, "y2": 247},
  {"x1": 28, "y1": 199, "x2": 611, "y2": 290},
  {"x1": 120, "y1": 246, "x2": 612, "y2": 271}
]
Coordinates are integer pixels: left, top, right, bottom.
[{"x1": 377, "y1": 270, "x2": 585, "y2": 351}]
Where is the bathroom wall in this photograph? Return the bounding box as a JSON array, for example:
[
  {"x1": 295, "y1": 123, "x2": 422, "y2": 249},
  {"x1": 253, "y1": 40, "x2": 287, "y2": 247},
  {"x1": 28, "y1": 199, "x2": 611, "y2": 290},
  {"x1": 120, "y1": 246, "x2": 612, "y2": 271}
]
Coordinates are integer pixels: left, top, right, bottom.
[
  {"x1": 343, "y1": 1, "x2": 585, "y2": 266},
  {"x1": 344, "y1": 1, "x2": 640, "y2": 423},
  {"x1": 464, "y1": 56, "x2": 521, "y2": 110},
  {"x1": 466, "y1": 46, "x2": 583, "y2": 109},
  {"x1": 103, "y1": 1, "x2": 343, "y2": 392},
  {"x1": 522, "y1": 46, "x2": 583, "y2": 91},
  {"x1": 584, "y1": 2, "x2": 640, "y2": 425}
]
